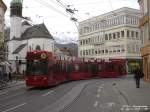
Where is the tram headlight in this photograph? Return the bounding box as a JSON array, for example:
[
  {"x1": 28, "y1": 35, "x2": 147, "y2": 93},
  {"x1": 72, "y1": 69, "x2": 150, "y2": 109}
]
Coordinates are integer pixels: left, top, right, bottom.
[
  {"x1": 43, "y1": 77, "x2": 48, "y2": 80},
  {"x1": 41, "y1": 53, "x2": 47, "y2": 59},
  {"x1": 25, "y1": 77, "x2": 28, "y2": 81}
]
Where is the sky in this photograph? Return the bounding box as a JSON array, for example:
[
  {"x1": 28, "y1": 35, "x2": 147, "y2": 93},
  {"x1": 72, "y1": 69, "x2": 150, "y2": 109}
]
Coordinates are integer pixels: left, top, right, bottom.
[{"x1": 3, "y1": 0, "x2": 139, "y2": 43}]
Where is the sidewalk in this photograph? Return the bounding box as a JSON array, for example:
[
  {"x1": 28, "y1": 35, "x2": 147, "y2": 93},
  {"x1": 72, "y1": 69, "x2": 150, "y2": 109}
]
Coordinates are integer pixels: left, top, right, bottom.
[
  {"x1": 116, "y1": 75, "x2": 150, "y2": 111},
  {"x1": 0, "y1": 80, "x2": 25, "y2": 90}
]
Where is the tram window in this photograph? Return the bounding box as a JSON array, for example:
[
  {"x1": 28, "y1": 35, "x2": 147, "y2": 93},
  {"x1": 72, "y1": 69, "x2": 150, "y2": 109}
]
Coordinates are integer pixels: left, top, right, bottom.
[
  {"x1": 61, "y1": 63, "x2": 65, "y2": 72},
  {"x1": 67, "y1": 64, "x2": 72, "y2": 73},
  {"x1": 84, "y1": 64, "x2": 90, "y2": 72},
  {"x1": 27, "y1": 60, "x2": 48, "y2": 75},
  {"x1": 106, "y1": 64, "x2": 115, "y2": 71},
  {"x1": 98, "y1": 65, "x2": 102, "y2": 71}
]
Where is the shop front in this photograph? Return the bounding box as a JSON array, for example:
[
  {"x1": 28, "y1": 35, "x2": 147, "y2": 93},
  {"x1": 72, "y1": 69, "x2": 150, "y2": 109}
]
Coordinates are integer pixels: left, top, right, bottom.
[{"x1": 126, "y1": 59, "x2": 142, "y2": 74}]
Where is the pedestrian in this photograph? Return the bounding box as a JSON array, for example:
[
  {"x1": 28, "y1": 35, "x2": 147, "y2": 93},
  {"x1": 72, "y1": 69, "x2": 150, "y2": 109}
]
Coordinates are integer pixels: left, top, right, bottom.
[{"x1": 134, "y1": 67, "x2": 144, "y2": 88}]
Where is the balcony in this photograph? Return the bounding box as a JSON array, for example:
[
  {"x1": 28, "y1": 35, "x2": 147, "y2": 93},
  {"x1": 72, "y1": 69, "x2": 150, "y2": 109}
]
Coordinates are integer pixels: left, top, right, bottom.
[{"x1": 139, "y1": 13, "x2": 149, "y2": 27}]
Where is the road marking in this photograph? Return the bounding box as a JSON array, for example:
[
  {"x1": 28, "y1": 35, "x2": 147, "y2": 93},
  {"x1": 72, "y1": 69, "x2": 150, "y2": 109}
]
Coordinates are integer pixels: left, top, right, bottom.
[
  {"x1": 96, "y1": 94, "x2": 100, "y2": 98},
  {"x1": 94, "y1": 101, "x2": 99, "y2": 107},
  {"x1": 97, "y1": 88, "x2": 101, "y2": 92},
  {"x1": 99, "y1": 86, "x2": 103, "y2": 89},
  {"x1": 0, "y1": 91, "x2": 7, "y2": 95},
  {"x1": 42, "y1": 91, "x2": 54, "y2": 97},
  {"x1": 0, "y1": 92, "x2": 25, "y2": 101},
  {"x1": 2, "y1": 103, "x2": 26, "y2": 112},
  {"x1": 99, "y1": 102, "x2": 115, "y2": 108}
]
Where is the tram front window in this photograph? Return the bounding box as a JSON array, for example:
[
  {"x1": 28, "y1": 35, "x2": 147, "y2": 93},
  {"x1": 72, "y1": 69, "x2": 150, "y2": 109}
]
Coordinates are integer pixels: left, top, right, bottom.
[{"x1": 27, "y1": 59, "x2": 48, "y2": 75}]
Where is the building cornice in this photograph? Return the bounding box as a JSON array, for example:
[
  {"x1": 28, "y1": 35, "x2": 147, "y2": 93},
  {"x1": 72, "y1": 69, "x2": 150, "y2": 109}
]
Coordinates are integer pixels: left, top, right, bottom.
[
  {"x1": 80, "y1": 7, "x2": 140, "y2": 24},
  {"x1": 79, "y1": 24, "x2": 140, "y2": 38}
]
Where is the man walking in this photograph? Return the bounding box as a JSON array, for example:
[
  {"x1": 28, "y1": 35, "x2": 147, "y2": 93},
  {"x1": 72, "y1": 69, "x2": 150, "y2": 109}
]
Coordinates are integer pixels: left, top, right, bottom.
[{"x1": 134, "y1": 67, "x2": 144, "y2": 88}]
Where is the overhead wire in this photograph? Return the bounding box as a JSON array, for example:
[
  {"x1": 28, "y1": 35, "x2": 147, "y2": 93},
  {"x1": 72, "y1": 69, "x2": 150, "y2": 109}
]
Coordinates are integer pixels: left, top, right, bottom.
[
  {"x1": 54, "y1": 0, "x2": 79, "y2": 32},
  {"x1": 34, "y1": 0, "x2": 70, "y2": 17}
]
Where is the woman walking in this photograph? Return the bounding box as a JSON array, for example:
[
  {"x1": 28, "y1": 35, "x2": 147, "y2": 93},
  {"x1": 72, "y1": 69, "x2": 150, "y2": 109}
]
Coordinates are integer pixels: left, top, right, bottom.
[{"x1": 134, "y1": 67, "x2": 144, "y2": 88}]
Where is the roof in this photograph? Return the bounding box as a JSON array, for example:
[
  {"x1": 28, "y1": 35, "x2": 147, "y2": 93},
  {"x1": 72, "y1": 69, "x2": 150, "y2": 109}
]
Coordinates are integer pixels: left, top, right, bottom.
[
  {"x1": 9, "y1": 23, "x2": 54, "y2": 41},
  {"x1": 20, "y1": 23, "x2": 54, "y2": 40},
  {"x1": 12, "y1": 44, "x2": 27, "y2": 54},
  {"x1": 11, "y1": 0, "x2": 22, "y2": 7},
  {"x1": 22, "y1": 21, "x2": 32, "y2": 26},
  {"x1": 80, "y1": 7, "x2": 140, "y2": 24}
]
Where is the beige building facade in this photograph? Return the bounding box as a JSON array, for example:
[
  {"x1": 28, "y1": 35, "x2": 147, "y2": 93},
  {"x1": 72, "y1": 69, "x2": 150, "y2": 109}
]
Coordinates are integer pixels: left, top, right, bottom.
[
  {"x1": 79, "y1": 7, "x2": 142, "y2": 73},
  {"x1": 138, "y1": 0, "x2": 150, "y2": 81}
]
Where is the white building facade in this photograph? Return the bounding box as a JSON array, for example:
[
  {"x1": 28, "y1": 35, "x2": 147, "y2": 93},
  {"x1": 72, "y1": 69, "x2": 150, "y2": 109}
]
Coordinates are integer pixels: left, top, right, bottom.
[
  {"x1": 7, "y1": 0, "x2": 55, "y2": 73},
  {"x1": 79, "y1": 7, "x2": 143, "y2": 73}
]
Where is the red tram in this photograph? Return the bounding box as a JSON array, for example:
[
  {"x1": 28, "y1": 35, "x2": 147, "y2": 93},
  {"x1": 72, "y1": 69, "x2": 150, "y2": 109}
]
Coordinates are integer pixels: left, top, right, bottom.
[
  {"x1": 25, "y1": 50, "x2": 127, "y2": 87},
  {"x1": 25, "y1": 51, "x2": 64, "y2": 87},
  {"x1": 95, "y1": 59, "x2": 127, "y2": 78},
  {"x1": 69, "y1": 57, "x2": 92, "y2": 80}
]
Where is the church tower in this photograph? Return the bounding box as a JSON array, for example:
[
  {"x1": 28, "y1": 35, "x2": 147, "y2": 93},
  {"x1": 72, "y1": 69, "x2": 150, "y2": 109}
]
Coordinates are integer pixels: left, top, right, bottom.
[
  {"x1": 8, "y1": 0, "x2": 23, "y2": 64},
  {"x1": 10, "y1": 0, "x2": 23, "y2": 39}
]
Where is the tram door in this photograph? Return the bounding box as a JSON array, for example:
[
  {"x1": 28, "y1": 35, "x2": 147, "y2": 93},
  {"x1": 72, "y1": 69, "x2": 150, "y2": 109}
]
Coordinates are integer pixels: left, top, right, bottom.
[{"x1": 91, "y1": 63, "x2": 99, "y2": 76}]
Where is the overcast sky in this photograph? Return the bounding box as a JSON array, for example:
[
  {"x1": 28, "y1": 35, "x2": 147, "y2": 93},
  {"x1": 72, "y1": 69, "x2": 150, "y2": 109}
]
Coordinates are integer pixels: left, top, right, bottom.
[{"x1": 3, "y1": 0, "x2": 139, "y2": 43}]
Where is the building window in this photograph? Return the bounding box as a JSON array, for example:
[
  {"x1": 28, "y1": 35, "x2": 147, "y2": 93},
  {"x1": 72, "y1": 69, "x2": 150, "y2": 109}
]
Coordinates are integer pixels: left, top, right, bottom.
[
  {"x1": 121, "y1": 49, "x2": 125, "y2": 52},
  {"x1": 92, "y1": 49, "x2": 94, "y2": 54},
  {"x1": 113, "y1": 50, "x2": 116, "y2": 53},
  {"x1": 117, "y1": 32, "x2": 120, "y2": 38},
  {"x1": 86, "y1": 50, "x2": 88, "y2": 55},
  {"x1": 89, "y1": 50, "x2": 91, "y2": 55},
  {"x1": 29, "y1": 46, "x2": 32, "y2": 51},
  {"x1": 79, "y1": 29, "x2": 82, "y2": 35},
  {"x1": 131, "y1": 31, "x2": 134, "y2": 37},
  {"x1": 109, "y1": 33, "x2": 112, "y2": 40},
  {"x1": 102, "y1": 50, "x2": 104, "y2": 53},
  {"x1": 86, "y1": 40, "x2": 88, "y2": 44},
  {"x1": 83, "y1": 40, "x2": 85, "y2": 45},
  {"x1": 95, "y1": 50, "x2": 97, "y2": 54},
  {"x1": 80, "y1": 51, "x2": 82, "y2": 56},
  {"x1": 121, "y1": 31, "x2": 124, "y2": 37},
  {"x1": 80, "y1": 41, "x2": 82, "y2": 45},
  {"x1": 136, "y1": 32, "x2": 139, "y2": 39},
  {"x1": 109, "y1": 51, "x2": 112, "y2": 53},
  {"x1": 105, "y1": 49, "x2": 108, "y2": 53},
  {"x1": 98, "y1": 50, "x2": 101, "y2": 54},
  {"x1": 127, "y1": 30, "x2": 130, "y2": 38},
  {"x1": 105, "y1": 34, "x2": 108, "y2": 40},
  {"x1": 113, "y1": 33, "x2": 116, "y2": 39},
  {"x1": 36, "y1": 45, "x2": 41, "y2": 50},
  {"x1": 83, "y1": 50, "x2": 85, "y2": 55},
  {"x1": 117, "y1": 50, "x2": 120, "y2": 52},
  {"x1": 88, "y1": 38, "x2": 91, "y2": 43}
]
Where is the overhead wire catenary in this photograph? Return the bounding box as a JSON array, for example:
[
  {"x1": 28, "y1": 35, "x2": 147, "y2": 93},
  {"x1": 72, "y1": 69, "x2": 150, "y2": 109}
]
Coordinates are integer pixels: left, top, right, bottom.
[{"x1": 34, "y1": 0, "x2": 69, "y2": 17}]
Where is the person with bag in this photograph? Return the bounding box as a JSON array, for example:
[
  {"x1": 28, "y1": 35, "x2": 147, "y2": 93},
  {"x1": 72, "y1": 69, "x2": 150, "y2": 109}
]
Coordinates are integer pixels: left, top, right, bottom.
[{"x1": 134, "y1": 67, "x2": 144, "y2": 88}]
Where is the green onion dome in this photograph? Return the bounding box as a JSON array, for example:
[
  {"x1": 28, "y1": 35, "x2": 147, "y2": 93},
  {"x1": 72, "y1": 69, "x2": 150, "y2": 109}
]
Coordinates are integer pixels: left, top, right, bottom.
[{"x1": 11, "y1": 0, "x2": 22, "y2": 7}]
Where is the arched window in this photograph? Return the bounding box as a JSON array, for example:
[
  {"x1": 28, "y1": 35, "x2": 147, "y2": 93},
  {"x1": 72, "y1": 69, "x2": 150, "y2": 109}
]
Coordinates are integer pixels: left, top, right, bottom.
[
  {"x1": 36, "y1": 45, "x2": 41, "y2": 50},
  {"x1": 29, "y1": 46, "x2": 32, "y2": 51}
]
